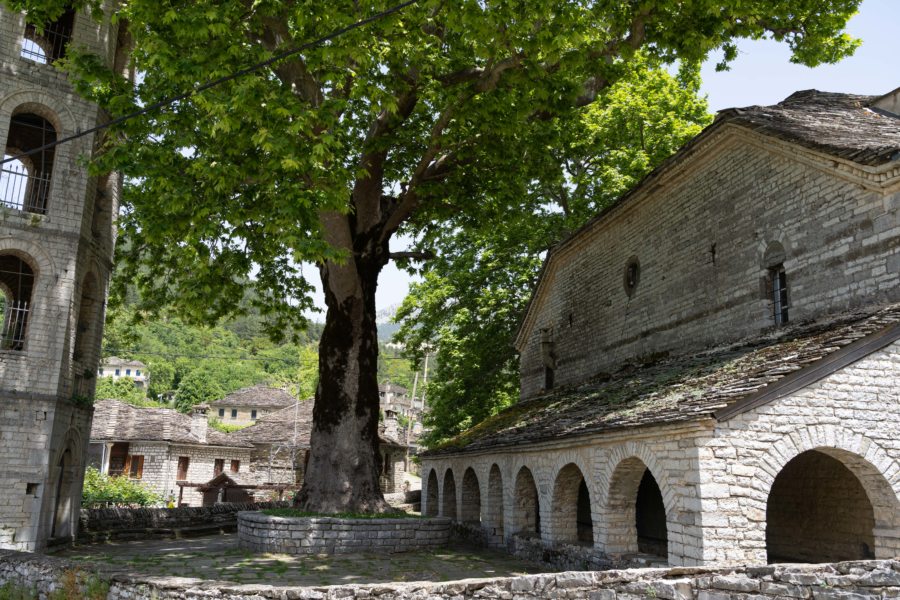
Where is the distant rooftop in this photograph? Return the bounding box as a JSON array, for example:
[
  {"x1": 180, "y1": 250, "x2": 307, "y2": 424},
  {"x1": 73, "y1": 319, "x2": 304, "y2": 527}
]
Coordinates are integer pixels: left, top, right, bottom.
[
  {"x1": 101, "y1": 356, "x2": 147, "y2": 368},
  {"x1": 209, "y1": 384, "x2": 296, "y2": 409}
]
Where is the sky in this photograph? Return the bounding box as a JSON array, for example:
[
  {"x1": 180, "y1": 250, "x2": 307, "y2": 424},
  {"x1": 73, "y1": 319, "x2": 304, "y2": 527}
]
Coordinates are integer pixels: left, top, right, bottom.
[{"x1": 306, "y1": 0, "x2": 898, "y2": 319}]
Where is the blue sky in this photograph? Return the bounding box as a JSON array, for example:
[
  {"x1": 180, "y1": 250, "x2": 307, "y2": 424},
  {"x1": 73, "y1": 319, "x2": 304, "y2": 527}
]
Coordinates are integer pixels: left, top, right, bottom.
[{"x1": 310, "y1": 0, "x2": 898, "y2": 318}]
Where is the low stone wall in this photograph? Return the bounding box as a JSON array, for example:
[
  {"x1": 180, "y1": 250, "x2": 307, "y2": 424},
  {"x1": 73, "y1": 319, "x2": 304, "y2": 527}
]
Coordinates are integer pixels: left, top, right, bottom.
[
  {"x1": 509, "y1": 533, "x2": 642, "y2": 572},
  {"x1": 238, "y1": 511, "x2": 452, "y2": 554},
  {"x1": 2, "y1": 548, "x2": 899, "y2": 599},
  {"x1": 78, "y1": 501, "x2": 291, "y2": 542}
]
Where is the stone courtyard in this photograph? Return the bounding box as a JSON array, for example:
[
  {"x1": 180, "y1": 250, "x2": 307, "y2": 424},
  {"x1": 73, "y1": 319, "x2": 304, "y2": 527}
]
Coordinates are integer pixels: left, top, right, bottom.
[{"x1": 53, "y1": 533, "x2": 549, "y2": 587}]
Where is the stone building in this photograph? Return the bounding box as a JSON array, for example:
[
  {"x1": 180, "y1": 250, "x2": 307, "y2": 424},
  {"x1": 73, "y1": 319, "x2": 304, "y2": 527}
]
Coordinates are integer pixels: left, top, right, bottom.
[
  {"x1": 97, "y1": 356, "x2": 148, "y2": 389},
  {"x1": 229, "y1": 400, "x2": 410, "y2": 495},
  {"x1": 87, "y1": 400, "x2": 255, "y2": 507},
  {"x1": 0, "y1": 2, "x2": 125, "y2": 551},
  {"x1": 209, "y1": 384, "x2": 295, "y2": 426},
  {"x1": 421, "y1": 89, "x2": 900, "y2": 568}
]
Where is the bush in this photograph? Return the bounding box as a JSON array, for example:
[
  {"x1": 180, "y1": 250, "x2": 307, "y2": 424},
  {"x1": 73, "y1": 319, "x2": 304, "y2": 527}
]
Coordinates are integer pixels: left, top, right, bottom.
[{"x1": 81, "y1": 467, "x2": 164, "y2": 508}]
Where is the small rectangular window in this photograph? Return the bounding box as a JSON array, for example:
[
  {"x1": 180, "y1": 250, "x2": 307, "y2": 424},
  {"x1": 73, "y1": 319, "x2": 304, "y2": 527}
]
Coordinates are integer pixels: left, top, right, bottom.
[
  {"x1": 126, "y1": 369, "x2": 131, "y2": 376},
  {"x1": 231, "y1": 409, "x2": 237, "y2": 419},
  {"x1": 176, "y1": 456, "x2": 189, "y2": 481},
  {"x1": 115, "y1": 368, "x2": 120, "y2": 376},
  {"x1": 214, "y1": 458, "x2": 224, "y2": 477},
  {"x1": 98, "y1": 368, "x2": 104, "y2": 375},
  {"x1": 128, "y1": 455, "x2": 144, "y2": 479},
  {"x1": 770, "y1": 265, "x2": 789, "y2": 325},
  {"x1": 218, "y1": 408, "x2": 224, "y2": 417},
  {"x1": 135, "y1": 369, "x2": 141, "y2": 376},
  {"x1": 230, "y1": 460, "x2": 240, "y2": 473},
  {"x1": 251, "y1": 409, "x2": 257, "y2": 419}
]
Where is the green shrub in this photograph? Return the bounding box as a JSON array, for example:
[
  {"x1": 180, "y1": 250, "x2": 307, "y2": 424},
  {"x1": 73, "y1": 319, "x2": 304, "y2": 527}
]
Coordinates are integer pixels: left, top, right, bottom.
[{"x1": 81, "y1": 467, "x2": 164, "y2": 508}]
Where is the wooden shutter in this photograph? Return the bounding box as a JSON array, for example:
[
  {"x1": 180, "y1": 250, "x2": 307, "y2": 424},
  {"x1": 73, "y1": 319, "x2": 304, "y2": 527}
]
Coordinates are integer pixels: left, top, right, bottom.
[
  {"x1": 230, "y1": 460, "x2": 240, "y2": 473},
  {"x1": 177, "y1": 456, "x2": 189, "y2": 481},
  {"x1": 129, "y1": 455, "x2": 144, "y2": 479}
]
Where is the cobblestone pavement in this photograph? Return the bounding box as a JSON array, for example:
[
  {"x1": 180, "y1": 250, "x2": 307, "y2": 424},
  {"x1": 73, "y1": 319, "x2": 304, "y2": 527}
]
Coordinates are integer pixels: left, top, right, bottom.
[{"x1": 55, "y1": 534, "x2": 553, "y2": 587}]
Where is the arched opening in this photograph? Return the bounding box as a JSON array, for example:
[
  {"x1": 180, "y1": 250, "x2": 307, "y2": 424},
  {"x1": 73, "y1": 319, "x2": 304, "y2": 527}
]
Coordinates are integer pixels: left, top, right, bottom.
[
  {"x1": 51, "y1": 447, "x2": 75, "y2": 539},
  {"x1": 550, "y1": 463, "x2": 593, "y2": 545},
  {"x1": 442, "y1": 469, "x2": 457, "y2": 519},
  {"x1": 766, "y1": 450, "x2": 879, "y2": 563},
  {"x1": 2, "y1": 113, "x2": 57, "y2": 214},
  {"x1": 73, "y1": 271, "x2": 99, "y2": 364},
  {"x1": 486, "y1": 464, "x2": 504, "y2": 546},
  {"x1": 461, "y1": 467, "x2": 481, "y2": 524},
  {"x1": 21, "y1": 6, "x2": 76, "y2": 64},
  {"x1": 604, "y1": 457, "x2": 668, "y2": 559},
  {"x1": 636, "y1": 469, "x2": 667, "y2": 556},
  {"x1": 425, "y1": 469, "x2": 439, "y2": 517},
  {"x1": 512, "y1": 466, "x2": 540, "y2": 538},
  {"x1": 0, "y1": 254, "x2": 35, "y2": 351}
]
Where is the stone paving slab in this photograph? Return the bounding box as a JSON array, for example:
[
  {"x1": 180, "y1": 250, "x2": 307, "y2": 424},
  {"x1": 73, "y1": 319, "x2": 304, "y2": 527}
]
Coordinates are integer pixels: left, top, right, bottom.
[{"x1": 55, "y1": 533, "x2": 554, "y2": 587}]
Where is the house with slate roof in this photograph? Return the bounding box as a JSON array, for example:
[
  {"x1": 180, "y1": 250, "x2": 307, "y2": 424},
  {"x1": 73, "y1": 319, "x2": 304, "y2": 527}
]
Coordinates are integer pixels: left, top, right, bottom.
[
  {"x1": 209, "y1": 384, "x2": 296, "y2": 426},
  {"x1": 87, "y1": 400, "x2": 254, "y2": 507},
  {"x1": 420, "y1": 88, "x2": 900, "y2": 569}
]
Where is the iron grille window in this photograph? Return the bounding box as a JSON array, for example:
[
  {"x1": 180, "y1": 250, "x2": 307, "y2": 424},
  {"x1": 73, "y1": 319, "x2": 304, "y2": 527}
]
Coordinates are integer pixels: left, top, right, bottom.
[
  {"x1": 21, "y1": 7, "x2": 76, "y2": 64},
  {"x1": 0, "y1": 255, "x2": 35, "y2": 351},
  {"x1": 3, "y1": 113, "x2": 57, "y2": 214},
  {"x1": 770, "y1": 264, "x2": 789, "y2": 325}
]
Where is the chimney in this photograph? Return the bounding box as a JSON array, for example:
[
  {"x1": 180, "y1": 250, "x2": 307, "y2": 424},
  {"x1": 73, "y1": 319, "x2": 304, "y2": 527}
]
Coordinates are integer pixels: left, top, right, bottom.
[
  {"x1": 383, "y1": 409, "x2": 400, "y2": 441},
  {"x1": 191, "y1": 404, "x2": 209, "y2": 443},
  {"x1": 872, "y1": 87, "x2": 900, "y2": 118}
]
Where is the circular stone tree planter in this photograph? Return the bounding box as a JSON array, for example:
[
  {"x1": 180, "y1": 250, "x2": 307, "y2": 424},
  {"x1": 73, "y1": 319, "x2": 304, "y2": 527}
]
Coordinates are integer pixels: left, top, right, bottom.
[{"x1": 237, "y1": 511, "x2": 453, "y2": 555}]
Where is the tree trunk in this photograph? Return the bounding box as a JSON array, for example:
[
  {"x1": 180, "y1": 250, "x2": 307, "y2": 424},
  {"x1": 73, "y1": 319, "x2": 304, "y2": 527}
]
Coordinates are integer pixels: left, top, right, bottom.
[{"x1": 295, "y1": 233, "x2": 390, "y2": 513}]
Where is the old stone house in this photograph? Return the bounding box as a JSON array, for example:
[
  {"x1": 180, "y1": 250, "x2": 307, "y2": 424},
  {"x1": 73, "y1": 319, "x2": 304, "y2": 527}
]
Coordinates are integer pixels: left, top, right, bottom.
[
  {"x1": 0, "y1": 2, "x2": 123, "y2": 551},
  {"x1": 229, "y1": 399, "x2": 410, "y2": 495},
  {"x1": 87, "y1": 400, "x2": 255, "y2": 507},
  {"x1": 421, "y1": 89, "x2": 900, "y2": 568},
  {"x1": 97, "y1": 356, "x2": 148, "y2": 389},
  {"x1": 209, "y1": 384, "x2": 295, "y2": 426}
]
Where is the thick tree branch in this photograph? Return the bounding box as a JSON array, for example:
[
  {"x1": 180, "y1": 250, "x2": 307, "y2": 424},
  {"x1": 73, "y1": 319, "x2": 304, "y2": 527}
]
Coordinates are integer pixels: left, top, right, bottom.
[
  {"x1": 389, "y1": 250, "x2": 435, "y2": 261},
  {"x1": 253, "y1": 16, "x2": 324, "y2": 106}
]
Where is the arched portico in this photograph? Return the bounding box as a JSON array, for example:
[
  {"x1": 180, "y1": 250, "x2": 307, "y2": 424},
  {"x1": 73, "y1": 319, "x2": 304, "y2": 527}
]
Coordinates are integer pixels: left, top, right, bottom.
[{"x1": 550, "y1": 463, "x2": 593, "y2": 545}]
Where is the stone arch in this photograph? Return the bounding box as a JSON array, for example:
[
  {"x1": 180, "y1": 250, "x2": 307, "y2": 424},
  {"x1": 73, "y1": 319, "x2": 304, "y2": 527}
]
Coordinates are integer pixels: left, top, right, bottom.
[
  {"x1": 50, "y1": 428, "x2": 82, "y2": 540},
  {"x1": 441, "y1": 468, "x2": 457, "y2": 520},
  {"x1": 0, "y1": 91, "x2": 77, "y2": 136},
  {"x1": 460, "y1": 467, "x2": 481, "y2": 524},
  {"x1": 2, "y1": 110, "x2": 58, "y2": 214},
  {"x1": 0, "y1": 252, "x2": 37, "y2": 350},
  {"x1": 511, "y1": 465, "x2": 540, "y2": 538},
  {"x1": 424, "y1": 468, "x2": 439, "y2": 517},
  {"x1": 550, "y1": 462, "x2": 593, "y2": 545},
  {"x1": 599, "y1": 451, "x2": 672, "y2": 558},
  {"x1": 752, "y1": 426, "x2": 900, "y2": 560},
  {"x1": 0, "y1": 239, "x2": 55, "y2": 280},
  {"x1": 485, "y1": 463, "x2": 504, "y2": 546}
]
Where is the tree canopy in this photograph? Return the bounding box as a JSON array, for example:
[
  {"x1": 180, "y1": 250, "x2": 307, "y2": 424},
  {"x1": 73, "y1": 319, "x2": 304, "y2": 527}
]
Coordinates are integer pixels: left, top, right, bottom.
[
  {"x1": 396, "y1": 57, "x2": 712, "y2": 446},
  {"x1": 7, "y1": 0, "x2": 863, "y2": 512}
]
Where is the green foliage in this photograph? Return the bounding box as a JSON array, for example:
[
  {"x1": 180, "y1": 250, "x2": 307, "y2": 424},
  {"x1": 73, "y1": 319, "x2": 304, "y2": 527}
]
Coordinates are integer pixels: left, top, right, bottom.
[
  {"x1": 93, "y1": 375, "x2": 161, "y2": 407},
  {"x1": 174, "y1": 369, "x2": 224, "y2": 412},
  {"x1": 81, "y1": 466, "x2": 164, "y2": 508},
  {"x1": 0, "y1": 582, "x2": 37, "y2": 600},
  {"x1": 208, "y1": 417, "x2": 249, "y2": 433},
  {"x1": 397, "y1": 58, "x2": 713, "y2": 447}
]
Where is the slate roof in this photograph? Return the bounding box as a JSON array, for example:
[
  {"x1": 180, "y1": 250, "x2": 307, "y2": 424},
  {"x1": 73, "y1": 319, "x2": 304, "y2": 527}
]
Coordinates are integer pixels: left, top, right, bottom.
[
  {"x1": 101, "y1": 356, "x2": 147, "y2": 368},
  {"x1": 427, "y1": 303, "x2": 900, "y2": 457},
  {"x1": 209, "y1": 384, "x2": 296, "y2": 409},
  {"x1": 716, "y1": 90, "x2": 900, "y2": 166},
  {"x1": 90, "y1": 400, "x2": 252, "y2": 448},
  {"x1": 227, "y1": 400, "x2": 405, "y2": 448},
  {"x1": 515, "y1": 90, "x2": 900, "y2": 350}
]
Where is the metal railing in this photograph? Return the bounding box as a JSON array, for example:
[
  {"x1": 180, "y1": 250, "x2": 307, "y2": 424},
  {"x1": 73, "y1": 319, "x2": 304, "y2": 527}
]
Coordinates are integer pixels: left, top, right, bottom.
[
  {"x1": 21, "y1": 22, "x2": 72, "y2": 64},
  {"x1": 0, "y1": 162, "x2": 50, "y2": 214},
  {"x1": 1, "y1": 299, "x2": 29, "y2": 351}
]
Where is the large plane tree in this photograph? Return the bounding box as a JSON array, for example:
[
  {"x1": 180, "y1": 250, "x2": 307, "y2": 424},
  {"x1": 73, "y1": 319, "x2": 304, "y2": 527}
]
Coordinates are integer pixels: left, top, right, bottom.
[{"x1": 9, "y1": 0, "x2": 861, "y2": 512}]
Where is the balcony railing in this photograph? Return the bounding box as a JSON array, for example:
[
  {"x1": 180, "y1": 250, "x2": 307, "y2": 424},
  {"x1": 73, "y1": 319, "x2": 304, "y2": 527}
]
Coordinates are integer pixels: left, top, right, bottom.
[
  {"x1": 0, "y1": 161, "x2": 50, "y2": 214},
  {"x1": 1, "y1": 299, "x2": 29, "y2": 351},
  {"x1": 21, "y1": 21, "x2": 72, "y2": 64}
]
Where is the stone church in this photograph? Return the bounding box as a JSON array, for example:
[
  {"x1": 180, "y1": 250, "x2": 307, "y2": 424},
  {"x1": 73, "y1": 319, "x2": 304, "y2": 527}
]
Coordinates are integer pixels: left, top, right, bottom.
[
  {"x1": 421, "y1": 88, "x2": 900, "y2": 568},
  {"x1": 0, "y1": 3, "x2": 124, "y2": 551}
]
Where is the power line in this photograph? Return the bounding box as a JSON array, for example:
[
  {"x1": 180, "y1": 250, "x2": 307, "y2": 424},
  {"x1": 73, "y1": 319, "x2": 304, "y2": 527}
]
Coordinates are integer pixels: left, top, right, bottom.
[
  {"x1": 102, "y1": 347, "x2": 412, "y2": 363},
  {"x1": 1, "y1": 0, "x2": 420, "y2": 167}
]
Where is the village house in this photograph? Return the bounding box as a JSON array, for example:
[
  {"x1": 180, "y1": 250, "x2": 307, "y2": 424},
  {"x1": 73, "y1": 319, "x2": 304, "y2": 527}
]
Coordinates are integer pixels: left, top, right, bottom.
[
  {"x1": 420, "y1": 88, "x2": 900, "y2": 568},
  {"x1": 208, "y1": 384, "x2": 295, "y2": 426},
  {"x1": 97, "y1": 356, "x2": 149, "y2": 389},
  {"x1": 87, "y1": 400, "x2": 255, "y2": 506},
  {"x1": 88, "y1": 396, "x2": 411, "y2": 505}
]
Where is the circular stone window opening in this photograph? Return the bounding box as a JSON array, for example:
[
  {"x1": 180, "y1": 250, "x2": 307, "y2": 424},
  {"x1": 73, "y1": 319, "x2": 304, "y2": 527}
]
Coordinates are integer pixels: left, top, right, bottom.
[{"x1": 623, "y1": 256, "x2": 640, "y2": 297}]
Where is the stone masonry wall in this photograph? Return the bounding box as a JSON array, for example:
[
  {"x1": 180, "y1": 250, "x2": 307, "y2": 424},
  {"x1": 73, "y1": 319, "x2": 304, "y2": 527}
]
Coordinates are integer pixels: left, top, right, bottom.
[
  {"x1": 3, "y1": 549, "x2": 900, "y2": 599},
  {"x1": 78, "y1": 501, "x2": 290, "y2": 542},
  {"x1": 238, "y1": 512, "x2": 452, "y2": 555},
  {"x1": 421, "y1": 340, "x2": 900, "y2": 569},
  {"x1": 696, "y1": 338, "x2": 900, "y2": 565},
  {"x1": 519, "y1": 128, "x2": 900, "y2": 399},
  {"x1": 0, "y1": 1, "x2": 120, "y2": 551}
]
